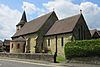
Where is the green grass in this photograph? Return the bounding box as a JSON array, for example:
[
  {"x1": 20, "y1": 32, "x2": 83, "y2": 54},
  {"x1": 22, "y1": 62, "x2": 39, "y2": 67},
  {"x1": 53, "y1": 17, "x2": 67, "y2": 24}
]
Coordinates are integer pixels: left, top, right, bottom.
[{"x1": 56, "y1": 56, "x2": 65, "y2": 63}]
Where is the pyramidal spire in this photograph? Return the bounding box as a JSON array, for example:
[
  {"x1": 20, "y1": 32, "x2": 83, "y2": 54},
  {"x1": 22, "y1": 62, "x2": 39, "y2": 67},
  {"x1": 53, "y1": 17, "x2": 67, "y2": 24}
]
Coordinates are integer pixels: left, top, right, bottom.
[
  {"x1": 16, "y1": 11, "x2": 27, "y2": 31},
  {"x1": 16, "y1": 11, "x2": 27, "y2": 26},
  {"x1": 21, "y1": 11, "x2": 27, "y2": 22}
]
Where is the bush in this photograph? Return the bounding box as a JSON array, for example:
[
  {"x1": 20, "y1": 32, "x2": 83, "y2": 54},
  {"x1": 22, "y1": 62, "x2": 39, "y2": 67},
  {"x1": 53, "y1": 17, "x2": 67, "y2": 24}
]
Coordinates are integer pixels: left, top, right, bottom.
[{"x1": 64, "y1": 39, "x2": 100, "y2": 59}]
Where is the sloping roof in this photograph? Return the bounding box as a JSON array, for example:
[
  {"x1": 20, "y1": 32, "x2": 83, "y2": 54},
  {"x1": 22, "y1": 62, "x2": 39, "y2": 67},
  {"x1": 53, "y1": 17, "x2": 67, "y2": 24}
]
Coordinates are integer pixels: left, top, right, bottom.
[
  {"x1": 98, "y1": 31, "x2": 100, "y2": 35},
  {"x1": 12, "y1": 11, "x2": 55, "y2": 37},
  {"x1": 46, "y1": 14, "x2": 81, "y2": 36},
  {"x1": 11, "y1": 37, "x2": 25, "y2": 42},
  {"x1": 16, "y1": 11, "x2": 27, "y2": 26},
  {"x1": 4, "y1": 40, "x2": 10, "y2": 43},
  {"x1": 4, "y1": 40, "x2": 10, "y2": 46},
  {"x1": 90, "y1": 29, "x2": 100, "y2": 37},
  {"x1": 0, "y1": 40, "x2": 3, "y2": 46}
]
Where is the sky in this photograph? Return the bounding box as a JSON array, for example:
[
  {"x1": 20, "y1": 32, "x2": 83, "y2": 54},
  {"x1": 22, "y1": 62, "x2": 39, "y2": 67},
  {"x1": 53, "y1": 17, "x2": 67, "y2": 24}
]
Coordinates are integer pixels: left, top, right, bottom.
[{"x1": 0, "y1": 0, "x2": 100, "y2": 40}]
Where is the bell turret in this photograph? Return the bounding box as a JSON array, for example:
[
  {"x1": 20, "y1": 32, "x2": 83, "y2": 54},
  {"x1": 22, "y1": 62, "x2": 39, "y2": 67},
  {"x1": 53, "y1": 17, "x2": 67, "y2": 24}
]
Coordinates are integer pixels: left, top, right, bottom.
[{"x1": 16, "y1": 11, "x2": 27, "y2": 31}]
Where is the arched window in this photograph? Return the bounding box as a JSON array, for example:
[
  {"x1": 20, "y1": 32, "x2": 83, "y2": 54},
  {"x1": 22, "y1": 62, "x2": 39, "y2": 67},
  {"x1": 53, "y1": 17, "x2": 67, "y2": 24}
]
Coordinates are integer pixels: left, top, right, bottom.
[
  {"x1": 17, "y1": 43, "x2": 20, "y2": 49},
  {"x1": 12, "y1": 44, "x2": 13, "y2": 48},
  {"x1": 61, "y1": 37, "x2": 64, "y2": 47},
  {"x1": 48, "y1": 38, "x2": 50, "y2": 46},
  {"x1": 78, "y1": 28, "x2": 81, "y2": 40}
]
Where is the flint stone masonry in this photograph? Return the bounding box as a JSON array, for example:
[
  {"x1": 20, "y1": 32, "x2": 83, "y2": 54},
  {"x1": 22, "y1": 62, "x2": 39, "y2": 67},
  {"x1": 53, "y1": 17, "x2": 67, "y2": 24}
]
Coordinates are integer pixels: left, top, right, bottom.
[{"x1": 0, "y1": 53, "x2": 54, "y2": 62}]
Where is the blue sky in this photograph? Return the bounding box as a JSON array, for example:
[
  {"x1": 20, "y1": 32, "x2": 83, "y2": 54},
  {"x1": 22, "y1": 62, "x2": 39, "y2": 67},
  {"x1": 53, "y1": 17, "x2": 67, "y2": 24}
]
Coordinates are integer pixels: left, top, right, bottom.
[
  {"x1": 0, "y1": 0, "x2": 50, "y2": 10},
  {"x1": 1, "y1": 0, "x2": 100, "y2": 20},
  {"x1": 0, "y1": 0, "x2": 100, "y2": 40}
]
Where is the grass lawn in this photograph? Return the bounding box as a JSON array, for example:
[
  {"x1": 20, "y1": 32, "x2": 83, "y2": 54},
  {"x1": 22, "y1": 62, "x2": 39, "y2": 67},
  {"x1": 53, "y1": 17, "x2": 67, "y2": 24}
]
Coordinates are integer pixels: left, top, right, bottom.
[{"x1": 56, "y1": 55, "x2": 65, "y2": 63}]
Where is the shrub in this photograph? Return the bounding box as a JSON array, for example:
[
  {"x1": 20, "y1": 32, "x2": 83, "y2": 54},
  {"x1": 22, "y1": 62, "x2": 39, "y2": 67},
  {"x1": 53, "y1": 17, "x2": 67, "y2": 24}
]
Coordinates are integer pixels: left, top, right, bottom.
[{"x1": 64, "y1": 39, "x2": 100, "y2": 59}]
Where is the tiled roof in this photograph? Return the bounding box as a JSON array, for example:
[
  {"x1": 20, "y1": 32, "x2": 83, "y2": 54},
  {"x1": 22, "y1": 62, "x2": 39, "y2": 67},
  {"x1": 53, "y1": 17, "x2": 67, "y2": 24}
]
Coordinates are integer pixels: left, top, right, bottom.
[
  {"x1": 12, "y1": 11, "x2": 55, "y2": 37},
  {"x1": 46, "y1": 14, "x2": 81, "y2": 36},
  {"x1": 11, "y1": 37, "x2": 25, "y2": 42},
  {"x1": 0, "y1": 40, "x2": 3, "y2": 46},
  {"x1": 4, "y1": 40, "x2": 10, "y2": 46},
  {"x1": 90, "y1": 29, "x2": 100, "y2": 37}
]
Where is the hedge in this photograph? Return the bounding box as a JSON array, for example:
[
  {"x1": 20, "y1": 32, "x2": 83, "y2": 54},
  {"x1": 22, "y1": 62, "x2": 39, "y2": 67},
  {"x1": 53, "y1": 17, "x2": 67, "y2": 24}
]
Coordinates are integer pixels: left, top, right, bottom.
[{"x1": 64, "y1": 39, "x2": 100, "y2": 59}]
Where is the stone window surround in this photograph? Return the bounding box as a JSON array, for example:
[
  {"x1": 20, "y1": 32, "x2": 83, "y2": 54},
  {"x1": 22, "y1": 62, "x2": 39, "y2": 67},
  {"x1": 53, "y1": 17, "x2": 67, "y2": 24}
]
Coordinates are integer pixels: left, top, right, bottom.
[
  {"x1": 17, "y1": 43, "x2": 20, "y2": 49},
  {"x1": 12, "y1": 44, "x2": 13, "y2": 48}
]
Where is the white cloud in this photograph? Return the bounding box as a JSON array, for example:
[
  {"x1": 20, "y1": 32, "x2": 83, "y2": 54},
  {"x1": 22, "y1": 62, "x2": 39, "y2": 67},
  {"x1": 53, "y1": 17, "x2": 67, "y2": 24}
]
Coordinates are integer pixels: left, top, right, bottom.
[
  {"x1": 0, "y1": 4, "x2": 21, "y2": 40},
  {"x1": 0, "y1": 0, "x2": 100, "y2": 40},
  {"x1": 80, "y1": 2, "x2": 100, "y2": 29},
  {"x1": 22, "y1": 1, "x2": 46, "y2": 20},
  {"x1": 22, "y1": 2, "x2": 37, "y2": 15},
  {"x1": 43, "y1": 0, "x2": 100, "y2": 30},
  {"x1": 80, "y1": 2, "x2": 100, "y2": 14},
  {"x1": 0, "y1": 1, "x2": 47, "y2": 40},
  {"x1": 43, "y1": 0, "x2": 80, "y2": 19},
  {"x1": 0, "y1": 1, "x2": 43, "y2": 40},
  {"x1": 22, "y1": 1, "x2": 46, "y2": 15}
]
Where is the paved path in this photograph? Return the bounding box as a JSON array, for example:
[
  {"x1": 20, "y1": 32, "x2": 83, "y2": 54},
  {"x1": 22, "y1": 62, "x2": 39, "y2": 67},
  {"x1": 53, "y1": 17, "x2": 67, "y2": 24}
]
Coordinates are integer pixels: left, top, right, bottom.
[
  {"x1": 63, "y1": 63, "x2": 100, "y2": 67},
  {"x1": 0, "y1": 59, "x2": 59, "y2": 67},
  {"x1": 0, "y1": 57, "x2": 100, "y2": 67}
]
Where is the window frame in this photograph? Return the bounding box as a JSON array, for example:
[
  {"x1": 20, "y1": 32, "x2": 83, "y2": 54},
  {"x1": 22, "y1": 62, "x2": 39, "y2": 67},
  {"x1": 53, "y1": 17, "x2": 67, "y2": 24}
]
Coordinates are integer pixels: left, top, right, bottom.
[
  {"x1": 17, "y1": 43, "x2": 20, "y2": 49},
  {"x1": 48, "y1": 38, "x2": 50, "y2": 46},
  {"x1": 11, "y1": 44, "x2": 13, "y2": 48},
  {"x1": 61, "y1": 37, "x2": 64, "y2": 47}
]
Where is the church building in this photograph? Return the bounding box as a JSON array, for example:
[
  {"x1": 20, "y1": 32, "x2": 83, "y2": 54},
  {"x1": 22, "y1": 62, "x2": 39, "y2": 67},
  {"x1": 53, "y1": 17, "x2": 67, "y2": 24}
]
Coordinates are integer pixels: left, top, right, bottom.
[{"x1": 10, "y1": 10, "x2": 91, "y2": 55}]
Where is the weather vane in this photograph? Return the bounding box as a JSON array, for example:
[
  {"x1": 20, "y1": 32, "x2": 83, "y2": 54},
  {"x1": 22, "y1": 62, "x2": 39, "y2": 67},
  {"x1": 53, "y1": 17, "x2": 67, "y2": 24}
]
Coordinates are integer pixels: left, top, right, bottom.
[
  {"x1": 24, "y1": 5, "x2": 26, "y2": 10},
  {"x1": 53, "y1": 8, "x2": 55, "y2": 11}
]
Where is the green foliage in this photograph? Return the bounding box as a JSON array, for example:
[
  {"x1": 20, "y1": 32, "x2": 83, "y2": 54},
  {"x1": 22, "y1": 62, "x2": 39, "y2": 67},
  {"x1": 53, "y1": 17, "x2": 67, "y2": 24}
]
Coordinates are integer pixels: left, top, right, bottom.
[
  {"x1": 64, "y1": 39, "x2": 100, "y2": 59},
  {"x1": 57, "y1": 56, "x2": 65, "y2": 62}
]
